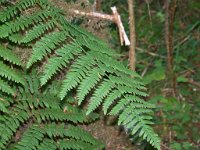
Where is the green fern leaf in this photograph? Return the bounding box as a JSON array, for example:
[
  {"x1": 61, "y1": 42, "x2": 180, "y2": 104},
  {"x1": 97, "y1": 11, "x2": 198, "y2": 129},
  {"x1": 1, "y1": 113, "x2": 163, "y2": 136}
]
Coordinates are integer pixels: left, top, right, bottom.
[
  {"x1": 21, "y1": 19, "x2": 56, "y2": 43},
  {"x1": 35, "y1": 108, "x2": 86, "y2": 123},
  {"x1": 83, "y1": 35, "x2": 119, "y2": 57},
  {"x1": 8, "y1": 33, "x2": 24, "y2": 44},
  {"x1": 66, "y1": 125, "x2": 101, "y2": 145},
  {"x1": 109, "y1": 95, "x2": 154, "y2": 115},
  {"x1": 14, "y1": 125, "x2": 45, "y2": 150},
  {"x1": 44, "y1": 124, "x2": 101, "y2": 145},
  {"x1": 0, "y1": 0, "x2": 7, "y2": 4},
  {"x1": 0, "y1": 79, "x2": 15, "y2": 95},
  {"x1": 87, "y1": 79, "x2": 114, "y2": 115},
  {"x1": 0, "y1": 61, "x2": 25, "y2": 85},
  {"x1": 0, "y1": 0, "x2": 37, "y2": 22},
  {"x1": 109, "y1": 75, "x2": 146, "y2": 90},
  {"x1": 58, "y1": 139, "x2": 103, "y2": 150},
  {"x1": 115, "y1": 85, "x2": 148, "y2": 97},
  {"x1": 0, "y1": 45, "x2": 22, "y2": 66},
  {"x1": 0, "y1": 96, "x2": 10, "y2": 112},
  {"x1": 0, "y1": 10, "x2": 52, "y2": 38},
  {"x1": 102, "y1": 89, "x2": 123, "y2": 115},
  {"x1": 37, "y1": 139, "x2": 56, "y2": 150},
  {"x1": 27, "y1": 31, "x2": 67, "y2": 68},
  {"x1": 77, "y1": 68, "x2": 105, "y2": 105},
  {"x1": 59, "y1": 52, "x2": 96, "y2": 100},
  {"x1": 40, "y1": 42, "x2": 82, "y2": 85},
  {"x1": 94, "y1": 52, "x2": 139, "y2": 77},
  {"x1": 0, "y1": 107, "x2": 29, "y2": 147}
]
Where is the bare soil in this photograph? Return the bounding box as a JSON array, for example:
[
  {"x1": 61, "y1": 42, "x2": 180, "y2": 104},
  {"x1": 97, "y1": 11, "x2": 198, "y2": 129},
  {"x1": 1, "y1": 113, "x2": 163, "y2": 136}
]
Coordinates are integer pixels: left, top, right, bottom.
[{"x1": 81, "y1": 118, "x2": 136, "y2": 150}]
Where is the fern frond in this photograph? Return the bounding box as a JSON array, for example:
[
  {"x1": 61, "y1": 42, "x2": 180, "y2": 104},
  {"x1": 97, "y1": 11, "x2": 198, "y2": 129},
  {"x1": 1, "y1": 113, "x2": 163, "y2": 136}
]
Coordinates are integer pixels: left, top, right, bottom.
[
  {"x1": 27, "y1": 31, "x2": 68, "y2": 68},
  {"x1": 0, "y1": 0, "x2": 37, "y2": 22},
  {"x1": 0, "y1": 71, "x2": 102, "y2": 150},
  {"x1": 0, "y1": 45, "x2": 22, "y2": 66},
  {"x1": 21, "y1": 19, "x2": 56, "y2": 43},
  {"x1": 34, "y1": 106, "x2": 97, "y2": 124},
  {"x1": 118, "y1": 105, "x2": 160, "y2": 150},
  {"x1": 0, "y1": 10, "x2": 54, "y2": 38},
  {"x1": 85, "y1": 79, "x2": 113, "y2": 114},
  {"x1": 94, "y1": 52, "x2": 139, "y2": 77},
  {"x1": 37, "y1": 139, "x2": 56, "y2": 150},
  {"x1": 44, "y1": 123, "x2": 101, "y2": 145},
  {"x1": 40, "y1": 42, "x2": 82, "y2": 86},
  {"x1": 82, "y1": 35, "x2": 119, "y2": 57},
  {"x1": 60, "y1": 52, "x2": 96, "y2": 100},
  {"x1": 66, "y1": 104, "x2": 99, "y2": 123},
  {"x1": 14, "y1": 124, "x2": 45, "y2": 150},
  {"x1": 109, "y1": 95, "x2": 154, "y2": 115},
  {"x1": 8, "y1": 33, "x2": 24, "y2": 44},
  {"x1": 0, "y1": 61, "x2": 25, "y2": 85},
  {"x1": 77, "y1": 68, "x2": 105, "y2": 105},
  {"x1": 140, "y1": 126, "x2": 161, "y2": 150},
  {"x1": 119, "y1": 108, "x2": 153, "y2": 126},
  {"x1": 0, "y1": 79, "x2": 15, "y2": 95},
  {"x1": 109, "y1": 75, "x2": 146, "y2": 90},
  {"x1": 0, "y1": 107, "x2": 29, "y2": 148},
  {"x1": 0, "y1": 0, "x2": 7, "y2": 4},
  {"x1": 0, "y1": 96, "x2": 10, "y2": 113},
  {"x1": 9, "y1": 19, "x2": 56, "y2": 44},
  {"x1": 58, "y1": 139, "x2": 103, "y2": 150},
  {"x1": 116, "y1": 104, "x2": 160, "y2": 149},
  {"x1": 21, "y1": 94, "x2": 60, "y2": 109},
  {"x1": 102, "y1": 89, "x2": 123, "y2": 115},
  {"x1": 65, "y1": 125, "x2": 101, "y2": 145}
]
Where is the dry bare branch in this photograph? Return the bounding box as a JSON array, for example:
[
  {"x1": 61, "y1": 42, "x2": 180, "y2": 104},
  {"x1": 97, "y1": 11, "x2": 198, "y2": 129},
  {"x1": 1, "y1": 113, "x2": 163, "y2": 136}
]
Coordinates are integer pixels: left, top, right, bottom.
[{"x1": 71, "y1": 7, "x2": 130, "y2": 46}]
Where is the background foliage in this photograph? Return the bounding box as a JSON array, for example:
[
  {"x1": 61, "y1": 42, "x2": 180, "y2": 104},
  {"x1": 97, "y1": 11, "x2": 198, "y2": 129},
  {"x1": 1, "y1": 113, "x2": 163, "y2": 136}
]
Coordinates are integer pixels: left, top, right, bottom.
[{"x1": 97, "y1": 0, "x2": 200, "y2": 149}]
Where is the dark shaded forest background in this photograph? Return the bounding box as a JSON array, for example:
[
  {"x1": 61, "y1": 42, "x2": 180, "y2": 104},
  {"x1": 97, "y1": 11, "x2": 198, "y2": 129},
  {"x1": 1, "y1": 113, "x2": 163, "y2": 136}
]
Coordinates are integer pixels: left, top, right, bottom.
[{"x1": 51, "y1": 0, "x2": 199, "y2": 149}]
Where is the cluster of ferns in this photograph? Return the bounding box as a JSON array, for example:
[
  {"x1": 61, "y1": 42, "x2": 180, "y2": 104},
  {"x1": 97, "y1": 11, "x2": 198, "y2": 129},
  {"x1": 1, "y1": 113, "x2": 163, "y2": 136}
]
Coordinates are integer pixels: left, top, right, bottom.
[{"x1": 0, "y1": 0, "x2": 160, "y2": 149}]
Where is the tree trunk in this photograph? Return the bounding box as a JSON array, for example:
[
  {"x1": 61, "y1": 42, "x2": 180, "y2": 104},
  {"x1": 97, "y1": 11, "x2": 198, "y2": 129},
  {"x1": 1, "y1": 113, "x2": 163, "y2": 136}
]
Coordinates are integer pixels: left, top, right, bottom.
[
  {"x1": 128, "y1": 0, "x2": 136, "y2": 71},
  {"x1": 165, "y1": 0, "x2": 177, "y2": 96}
]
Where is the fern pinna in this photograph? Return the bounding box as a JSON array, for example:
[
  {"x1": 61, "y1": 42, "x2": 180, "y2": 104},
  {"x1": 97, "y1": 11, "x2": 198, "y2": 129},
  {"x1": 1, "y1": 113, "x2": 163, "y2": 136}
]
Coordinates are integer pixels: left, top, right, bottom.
[
  {"x1": 0, "y1": 71, "x2": 103, "y2": 150},
  {"x1": 0, "y1": 0, "x2": 161, "y2": 149},
  {"x1": 0, "y1": 44, "x2": 25, "y2": 96}
]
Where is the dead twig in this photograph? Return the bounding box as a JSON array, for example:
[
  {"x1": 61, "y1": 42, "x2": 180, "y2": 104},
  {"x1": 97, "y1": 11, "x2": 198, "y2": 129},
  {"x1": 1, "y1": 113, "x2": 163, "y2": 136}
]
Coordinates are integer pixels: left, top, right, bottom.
[
  {"x1": 111, "y1": 7, "x2": 130, "y2": 46},
  {"x1": 187, "y1": 79, "x2": 200, "y2": 89},
  {"x1": 174, "y1": 35, "x2": 191, "y2": 49},
  {"x1": 136, "y1": 47, "x2": 165, "y2": 58},
  {"x1": 93, "y1": 0, "x2": 101, "y2": 12},
  {"x1": 72, "y1": 9, "x2": 114, "y2": 21},
  {"x1": 161, "y1": 143, "x2": 171, "y2": 150},
  {"x1": 141, "y1": 60, "x2": 154, "y2": 77},
  {"x1": 71, "y1": 7, "x2": 130, "y2": 46},
  {"x1": 145, "y1": 0, "x2": 152, "y2": 27}
]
